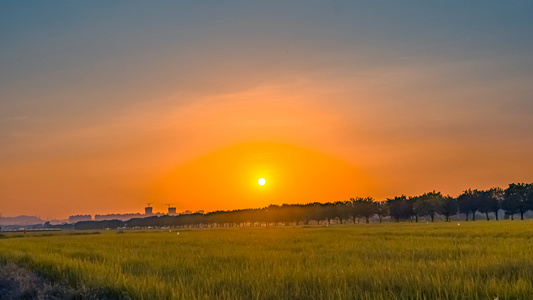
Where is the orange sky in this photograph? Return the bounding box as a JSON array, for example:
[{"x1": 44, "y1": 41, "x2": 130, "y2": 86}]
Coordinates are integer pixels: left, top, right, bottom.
[
  {"x1": 1, "y1": 2, "x2": 533, "y2": 219},
  {"x1": 150, "y1": 142, "x2": 372, "y2": 212},
  {"x1": 2, "y1": 77, "x2": 532, "y2": 219}
]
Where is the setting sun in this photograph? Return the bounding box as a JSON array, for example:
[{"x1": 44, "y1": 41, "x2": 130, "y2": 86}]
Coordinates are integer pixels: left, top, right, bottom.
[{"x1": 151, "y1": 142, "x2": 371, "y2": 211}]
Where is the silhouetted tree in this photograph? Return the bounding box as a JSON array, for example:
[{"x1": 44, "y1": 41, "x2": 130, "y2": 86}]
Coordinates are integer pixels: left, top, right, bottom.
[
  {"x1": 413, "y1": 191, "x2": 443, "y2": 222},
  {"x1": 349, "y1": 198, "x2": 360, "y2": 223},
  {"x1": 352, "y1": 197, "x2": 376, "y2": 223},
  {"x1": 301, "y1": 203, "x2": 317, "y2": 225},
  {"x1": 374, "y1": 201, "x2": 388, "y2": 223},
  {"x1": 335, "y1": 201, "x2": 351, "y2": 224},
  {"x1": 75, "y1": 219, "x2": 123, "y2": 230},
  {"x1": 458, "y1": 189, "x2": 480, "y2": 221},
  {"x1": 408, "y1": 196, "x2": 420, "y2": 222},
  {"x1": 322, "y1": 202, "x2": 338, "y2": 224},
  {"x1": 60, "y1": 181, "x2": 533, "y2": 230},
  {"x1": 488, "y1": 187, "x2": 504, "y2": 220},
  {"x1": 478, "y1": 189, "x2": 502, "y2": 221},
  {"x1": 387, "y1": 195, "x2": 412, "y2": 222},
  {"x1": 310, "y1": 203, "x2": 325, "y2": 225},
  {"x1": 503, "y1": 183, "x2": 533, "y2": 220},
  {"x1": 437, "y1": 195, "x2": 458, "y2": 222}
]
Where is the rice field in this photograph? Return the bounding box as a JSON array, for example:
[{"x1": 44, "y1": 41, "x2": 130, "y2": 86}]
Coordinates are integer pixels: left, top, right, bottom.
[{"x1": 1, "y1": 221, "x2": 533, "y2": 299}]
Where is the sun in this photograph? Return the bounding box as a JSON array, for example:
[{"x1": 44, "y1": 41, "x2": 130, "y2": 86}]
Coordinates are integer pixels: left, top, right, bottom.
[{"x1": 258, "y1": 178, "x2": 266, "y2": 186}]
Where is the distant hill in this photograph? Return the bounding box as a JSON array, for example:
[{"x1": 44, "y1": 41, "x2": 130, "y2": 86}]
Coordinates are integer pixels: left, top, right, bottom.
[{"x1": 0, "y1": 215, "x2": 45, "y2": 226}]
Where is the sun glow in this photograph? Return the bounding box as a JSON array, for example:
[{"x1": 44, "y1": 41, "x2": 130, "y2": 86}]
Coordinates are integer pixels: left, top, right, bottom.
[
  {"x1": 151, "y1": 142, "x2": 370, "y2": 211},
  {"x1": 258, "y1": 178, "x2": 266, "y2": 186}
]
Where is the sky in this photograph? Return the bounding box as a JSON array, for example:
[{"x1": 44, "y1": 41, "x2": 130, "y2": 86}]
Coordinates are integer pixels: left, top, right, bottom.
[{"x1": 1, "y1": 1, "x2": 533, "y2": 219}]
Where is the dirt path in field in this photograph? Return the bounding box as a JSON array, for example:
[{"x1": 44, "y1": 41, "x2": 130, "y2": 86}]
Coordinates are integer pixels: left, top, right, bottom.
[{"x1": 0, "y1": 263, "x2": 126, "y2": 299}]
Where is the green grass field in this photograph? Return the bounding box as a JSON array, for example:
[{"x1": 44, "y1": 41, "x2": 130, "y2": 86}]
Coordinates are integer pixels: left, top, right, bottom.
[{"x1": 1, "y1": 221, "x2": 533, "y2": 299}]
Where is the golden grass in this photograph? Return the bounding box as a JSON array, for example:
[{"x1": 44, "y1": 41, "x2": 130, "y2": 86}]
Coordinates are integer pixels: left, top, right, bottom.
[{"x1": 1, "y1": 221, "x2": 533, "y2": 299}]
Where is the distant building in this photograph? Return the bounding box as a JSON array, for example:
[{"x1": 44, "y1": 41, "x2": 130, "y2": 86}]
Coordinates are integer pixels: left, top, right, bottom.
[
  {"x1": 68, "y1": 215, "x2": 92, "y2": 223},
  {"x1": 181, "y1": 210, "x2": 192, "y2": 215},
  {"x1": 94, "y1": 213, "x2": 143, "y2": 221},
  {"x1": 195, "y1": 210, "x2": 205, "y2": 214},
  {"x1": 168, "y1": 207, "x2": 177, "y2": 215},
  {"x1": 145, "y1": 206, "x2": 153, "y2": 215}
]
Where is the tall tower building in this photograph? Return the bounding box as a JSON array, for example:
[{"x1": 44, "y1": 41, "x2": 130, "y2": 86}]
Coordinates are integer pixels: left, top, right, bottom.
[{"x1": 145, "y1": 206, "x2": 153, "y2": 215}]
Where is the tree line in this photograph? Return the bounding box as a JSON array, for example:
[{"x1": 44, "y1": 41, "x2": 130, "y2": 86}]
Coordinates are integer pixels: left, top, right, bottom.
[{"x1": 52, "y1": 183, "x2": 533, "y2": 230}]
